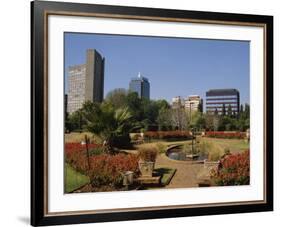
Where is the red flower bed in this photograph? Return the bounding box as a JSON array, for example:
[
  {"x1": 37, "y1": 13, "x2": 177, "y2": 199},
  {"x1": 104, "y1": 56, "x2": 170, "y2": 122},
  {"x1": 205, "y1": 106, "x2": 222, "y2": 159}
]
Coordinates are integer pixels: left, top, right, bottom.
[
  {"x1": 205, "y1": 131, "x2": 246, "y2": 139},
  {"x1": 89, "y1": 154, "x2": 139, "y2": 187},
  {"x1": 211, "y1": 150, "x2": 250, "y2": 186},
  {"x1": 65, "y1": 142, "x2": 139, "y2": 188},
  {"x1": 144, "y1": 131, "x2": 192, "y2": 140},
  {"x1": 65, "y1": 143, "x2": 102, "y2": 173}
]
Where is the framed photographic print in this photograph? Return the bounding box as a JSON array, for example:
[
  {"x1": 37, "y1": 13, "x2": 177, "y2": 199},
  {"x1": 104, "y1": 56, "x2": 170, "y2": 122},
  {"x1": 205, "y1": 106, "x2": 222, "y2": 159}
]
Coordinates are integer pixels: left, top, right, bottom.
[{"x1": 31, "y1": 0, "x2": 273, "y2": 226}]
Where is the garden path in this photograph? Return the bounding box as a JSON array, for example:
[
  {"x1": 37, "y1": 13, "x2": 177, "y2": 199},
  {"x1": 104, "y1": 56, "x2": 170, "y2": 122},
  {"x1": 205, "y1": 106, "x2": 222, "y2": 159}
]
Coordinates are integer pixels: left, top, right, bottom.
[
  {"x1": 155, "y1": 154, "x2": 204, "y2": 188},
  {"x1": 123, "y1": 147, "x2": 204, "y2": 188}
]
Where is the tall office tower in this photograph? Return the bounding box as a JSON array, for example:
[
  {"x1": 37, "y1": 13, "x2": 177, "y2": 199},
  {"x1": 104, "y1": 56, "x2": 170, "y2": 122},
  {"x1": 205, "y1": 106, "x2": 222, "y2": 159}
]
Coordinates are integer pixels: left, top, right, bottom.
[
  {"x1": 184, "y1": 95, "x2": 203, "y2": 112},
  {"x1": 129, "y1": 72, "x2": 150, "y2": 99},
  {"x1": 67, "y1": 49, "x2": 105, "y2": 113},
  {"x1": 206, "y1": 89, "x2": 240, "y2": 115}
]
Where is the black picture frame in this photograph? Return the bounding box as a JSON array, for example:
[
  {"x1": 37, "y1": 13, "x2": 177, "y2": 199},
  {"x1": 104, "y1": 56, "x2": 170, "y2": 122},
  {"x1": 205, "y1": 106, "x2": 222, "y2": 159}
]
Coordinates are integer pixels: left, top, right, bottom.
[{"x1": 31, "y1": 0, "x2": 273, "y2": 226}]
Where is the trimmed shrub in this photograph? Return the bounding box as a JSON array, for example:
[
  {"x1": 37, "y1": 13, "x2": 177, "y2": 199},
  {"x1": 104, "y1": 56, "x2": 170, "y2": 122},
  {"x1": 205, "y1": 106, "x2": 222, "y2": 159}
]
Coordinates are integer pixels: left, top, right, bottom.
[
  {"x1": 211, "y1": 150, "x2": 250, "y2": 185},
  {"x1": 89, "y1": 154, "x2": 139, "y2": 188},
  {"x1": 205, "y1": 131, "x2": 246, "y2": 139},
  {"x1": 144, "y1": 131, "x2": 192, "y2": 140}
]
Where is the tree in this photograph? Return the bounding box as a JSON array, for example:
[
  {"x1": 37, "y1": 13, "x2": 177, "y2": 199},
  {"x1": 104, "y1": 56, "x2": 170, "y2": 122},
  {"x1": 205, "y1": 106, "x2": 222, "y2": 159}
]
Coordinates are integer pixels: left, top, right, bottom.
[
  {"x1": 157, "y1": 107, "x2": 172, "y2": 130},
  {"x1": 205, "y1": 113, "x2": 214, "y2": 131},
  {"x1": 214, "y1": 108, "x2": 218, "y2": 115},
  {"x1": 198, "y1": 101, "x2": 203, "y2": 113},
  {"x1": 227, "y1": 104, "x2": 232, "y2": 116},
  {"x1": 171, "y1": 108, "x2": 188, "y2": 130},
  {"x1": 222, "y1": 104, "x2": 226, "y2": 116},
  {"x1": 81, "y1": 101, "x2": 133, "y2": 151},
  {"x1": 213, "y1": 115, "x2": 220, "y2": 131},
  {"x1": 65, "y1": 109, "x2": 86, "y2": 132},
  {"x1": 193, "y1": 112, "x2": 206, "y2": 131},
  {"x1": 240, "y1": 104, "x2": 244, "y2": 113},
  {"x1": 105, "y1": 88, "x2": 127, "y2": 109},
  {"x1": 244, "y1": 104, "x2": 250, "y2": 119},
  {"x1": 220, "y1": 116, "x2": 235, "y2": 131},
  {"x1": 126, "y1": 92, "x2": 142, "y2": 120}
]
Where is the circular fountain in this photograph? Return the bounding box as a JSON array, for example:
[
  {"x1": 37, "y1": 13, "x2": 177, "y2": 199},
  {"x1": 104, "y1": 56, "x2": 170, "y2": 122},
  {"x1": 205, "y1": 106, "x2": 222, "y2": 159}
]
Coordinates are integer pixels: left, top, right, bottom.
[{"x1": 166, "y1": 144, "x2": 207, "y2": 162}]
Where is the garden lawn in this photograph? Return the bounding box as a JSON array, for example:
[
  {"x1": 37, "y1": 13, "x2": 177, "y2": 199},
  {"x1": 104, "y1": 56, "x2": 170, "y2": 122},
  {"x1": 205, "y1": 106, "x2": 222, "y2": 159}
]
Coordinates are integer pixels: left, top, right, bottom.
[
  {"x1": 65, "y1": 164, "x2": 90, "y2": 193},
  {"x1": 65, "y1": 132, "x2": 101, "y2": 143},
  {"x1": 200, "y1": 137, "x2": 249, "y2": 154},
  {"x1": 201, "y1": 137, "x2": 250, "y2": 153}
]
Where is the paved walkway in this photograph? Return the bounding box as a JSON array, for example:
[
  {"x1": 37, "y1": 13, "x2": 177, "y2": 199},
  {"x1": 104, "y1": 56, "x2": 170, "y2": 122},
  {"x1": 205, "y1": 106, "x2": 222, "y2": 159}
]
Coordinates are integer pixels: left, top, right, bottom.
[
  {"x1": 155, "y1": 154, "x2": 204, "y2": 188},
  {"x1": 123, "y1": 147, "x2": 205, "y2": 188}
]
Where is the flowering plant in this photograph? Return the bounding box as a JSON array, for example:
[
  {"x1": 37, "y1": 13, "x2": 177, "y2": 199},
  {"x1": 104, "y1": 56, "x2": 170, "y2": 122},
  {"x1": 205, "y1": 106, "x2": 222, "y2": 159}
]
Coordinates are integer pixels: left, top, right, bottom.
[
  {"x1": 65, "y1": 143, "x2": 139, "y2": 188},
  {"x1": 211, "y1": 150, "x2": 250, "y2": 186},
  {"x1": 89, "y1": 154, "x2": 139, "y2": 187},
  {"x1": 144, "y1": 131, "x2": 192, "y2": 140},
  {"x1": 205, "y1": 131, "x2": 246, "y2": 139}
]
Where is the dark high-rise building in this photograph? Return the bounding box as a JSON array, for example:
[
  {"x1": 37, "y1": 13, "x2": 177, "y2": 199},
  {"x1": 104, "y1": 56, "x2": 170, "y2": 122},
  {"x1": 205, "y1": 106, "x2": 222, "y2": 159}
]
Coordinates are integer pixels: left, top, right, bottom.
[
  {"x1": 67, "y1": 49, "x2": 105, "y2": 113},
  {"x1": 85, "y1": 49, "x2": 105, "y2": 103},
  {"x1": 206, "y1": 89, "x2": 240, "y2": 115},
  {"x1": 129, "y1": 72, "x2": 150, "y2": 99}
]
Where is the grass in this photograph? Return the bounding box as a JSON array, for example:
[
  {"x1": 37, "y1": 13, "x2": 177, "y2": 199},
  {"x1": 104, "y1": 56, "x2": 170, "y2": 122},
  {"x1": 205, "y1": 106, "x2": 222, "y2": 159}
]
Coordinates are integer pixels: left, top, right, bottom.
[
  {"x1": 65, "y1": 164, "x2": 90, "y2": 193},
  {"x1": 200, "y1": 137, "x2": 249, "y2": 153},
  {"x1": 198, "y1": 137, "x2": 249, "y2": 161},
  {"x1": 154, "y1": 168, "x2": 177, "y2": 186},
  {"x1": 65, "y1": 132, "x2": 102, "y2": 143}
]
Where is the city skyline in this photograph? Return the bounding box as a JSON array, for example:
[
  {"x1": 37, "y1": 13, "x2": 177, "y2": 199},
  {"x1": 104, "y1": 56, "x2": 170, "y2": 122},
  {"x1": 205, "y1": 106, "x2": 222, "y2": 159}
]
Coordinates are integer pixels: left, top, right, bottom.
[{"x1": 65, "y1": 32, "x2": 250, "y2": 107}]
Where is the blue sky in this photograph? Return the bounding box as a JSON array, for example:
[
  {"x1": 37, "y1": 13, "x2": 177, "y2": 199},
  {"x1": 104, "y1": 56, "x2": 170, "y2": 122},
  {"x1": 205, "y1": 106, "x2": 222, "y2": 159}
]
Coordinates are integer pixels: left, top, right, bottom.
[{"x1": 64, "y1": 32, "x2": 249, "y2": 106}]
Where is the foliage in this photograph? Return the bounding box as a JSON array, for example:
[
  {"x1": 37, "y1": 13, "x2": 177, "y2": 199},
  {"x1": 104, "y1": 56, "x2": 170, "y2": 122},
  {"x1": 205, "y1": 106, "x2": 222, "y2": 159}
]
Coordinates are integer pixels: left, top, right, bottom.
[
  {"x1": 66, "y1": 94, "x2": 250, "y2": 138},
  {"x1": 157, "y1": 107, "x2": 173, "y2": 131},
  {"x1": 81, "y1": 101, "x2": 133, "y2": 150},
  {"x1": 144, "y1": 131, "x2": 192, "y2": 139},
  {"x1": 105, "y1": 88, "x2": 128, "y2": 109},
  {"x1": 198, "y1": 140, "x2": 211, "y2": 157},
  {"x1": 89, "y1": 154, "x2": 139, "y2": 188},
  {"x1": 65, "y1": 110, "x2": 87, "y2": 132},
  {"x1": 155, "y1": 142, "x2": 167, "y2": 154},
  {"x1": 65, "y1": 142, "x2": 139, "y2": 188},
  {"x1": 205, "y1": 131, "x2": 246, "y2": 139},
  {"x1": 211, "y1": 150, "x2": 250, "y2": 186},
  {"x1": 138, "y1": 145, "x2": 158, "y2": 162},
  {"x1": 208, "y1": 150, "x2": 222, "y2": 161},
  {"x1": 144, "y1": 131, "x2": 192, "y2": 140},
  {"x1": 171, "y1": 108, "x2": 189, "y2": 130},
  {"x1": 89, "y1": 146, "x2": 105, "y2": 156},
  {"x1": 65, "y1": 142, "x2": 102, "y2": 173},
  {"x1": 204, "y1": 103, "x2": 250, "y2": 132}
]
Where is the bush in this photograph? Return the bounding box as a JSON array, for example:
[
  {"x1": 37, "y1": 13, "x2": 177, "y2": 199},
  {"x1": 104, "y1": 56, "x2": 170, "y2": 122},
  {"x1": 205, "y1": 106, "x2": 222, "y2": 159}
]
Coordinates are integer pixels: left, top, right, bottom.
[
  {"x1": 155, "y1": 142, "x2": 166, "y2": 154},
  {"x1": 111, "y1": 134, "x2": 131, "y2": 148},
  {"x1": 89, "y1": 146, "x2": 105, "y2": 156},
  {"x1": 144, "y1": 131, "x2": 192, "y2": 140},
  {"x1": 65, "y1": 142, "x2": 102, "y2": 173},
  {"x1": 208, "y1": 150, "x2": 221, "y2": 161},
  {"x1": 138, "y1": 145, "x2": 158, "y2": 162},
  {"x1": 205, "y1": 131, "x2": 246, "y2": 139},
  {"x1": 211, "y1": 150, "x2": 250, "y2": 185},
  {"x1": 89, "y1": 154, "x2": 139, "y2": 188}
]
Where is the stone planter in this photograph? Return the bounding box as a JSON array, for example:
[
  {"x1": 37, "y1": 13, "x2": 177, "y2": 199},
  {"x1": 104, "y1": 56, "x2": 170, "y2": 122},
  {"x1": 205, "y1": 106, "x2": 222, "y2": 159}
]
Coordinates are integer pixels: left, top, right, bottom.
[
  {"x1": 197, "y1": 160, "x2": 220, "y2": 187},
  {"x1": 138, "y1": 161, "x2": 155, "y2": 177},
  {"x1": 204, "y1": 159, "x2": 220, "y2": 168}
]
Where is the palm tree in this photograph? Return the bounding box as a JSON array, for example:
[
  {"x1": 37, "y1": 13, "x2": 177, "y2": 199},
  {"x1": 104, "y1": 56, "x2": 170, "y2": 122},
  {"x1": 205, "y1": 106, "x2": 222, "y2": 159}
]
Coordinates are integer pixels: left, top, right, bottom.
[{"x1": 81, "y1": 101, "x2": 133, "y2": 152}]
